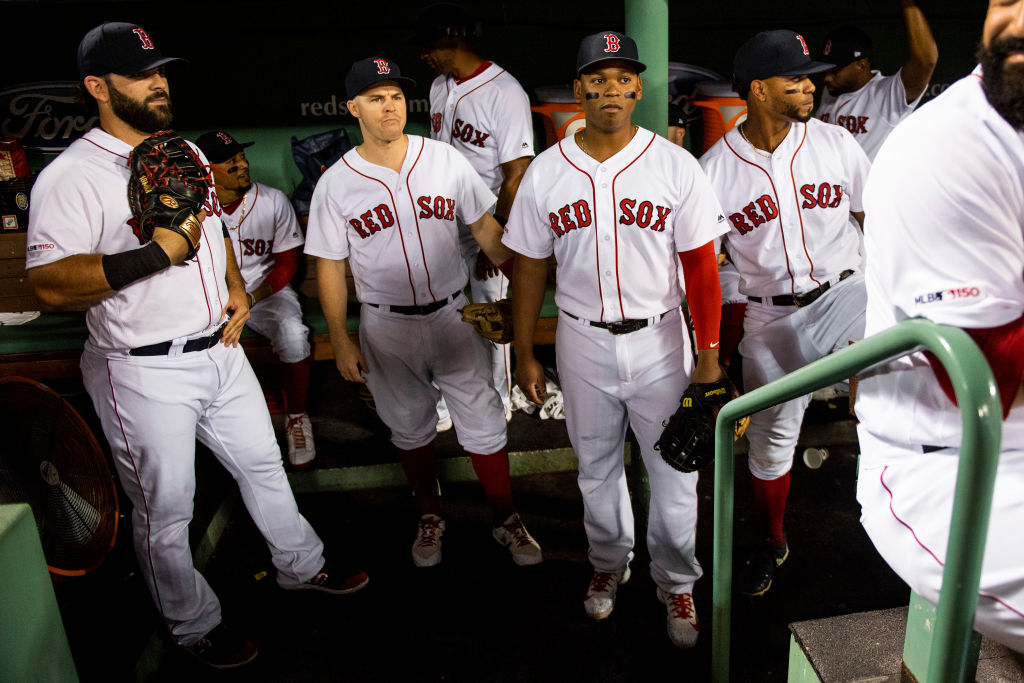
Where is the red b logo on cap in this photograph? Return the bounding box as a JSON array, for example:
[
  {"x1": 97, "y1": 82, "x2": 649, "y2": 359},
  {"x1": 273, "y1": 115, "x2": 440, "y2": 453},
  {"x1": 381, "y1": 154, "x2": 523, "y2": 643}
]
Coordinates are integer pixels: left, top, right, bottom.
[
  {"x1": 604, "y1": 34, "x2": 621, "y2": 53},
  {"x1": 796, "y1": 34, "x2": 810, "y2": 55},
  {"x1": 823, "y1": 39, "x2": 832, "y2": 56},
  {"x1": 132, "y1": 28, "x2": 155, "y2": 50},
  {"x1": 373, "y1": 59, "x2": 391, "y2": 75}
]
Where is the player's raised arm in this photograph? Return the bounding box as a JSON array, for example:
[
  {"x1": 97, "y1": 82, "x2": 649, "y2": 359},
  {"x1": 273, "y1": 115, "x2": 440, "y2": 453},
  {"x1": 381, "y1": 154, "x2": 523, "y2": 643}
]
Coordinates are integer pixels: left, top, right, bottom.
[{"x1": 898, "y1": 0, "x2": 939, "y2": 104}]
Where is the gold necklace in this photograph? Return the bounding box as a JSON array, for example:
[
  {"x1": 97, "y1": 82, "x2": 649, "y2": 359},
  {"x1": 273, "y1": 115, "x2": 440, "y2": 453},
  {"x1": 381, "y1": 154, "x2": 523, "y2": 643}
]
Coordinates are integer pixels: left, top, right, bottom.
[
  {"x1": 226, "y1": 191, "x2": 251, "y2": 231},
  {"x1": 576, "y1": 125, "x2": 638, "y2": 158},
  {"x1": 738, "y1": 122, "x2": 772, "y2": 159}
]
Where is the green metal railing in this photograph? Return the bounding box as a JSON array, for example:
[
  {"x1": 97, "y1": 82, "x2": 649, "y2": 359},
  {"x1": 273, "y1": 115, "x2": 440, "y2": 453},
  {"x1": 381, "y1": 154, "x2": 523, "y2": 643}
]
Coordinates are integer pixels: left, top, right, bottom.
[{"x1": 710, "y1": 318, "x2": 1002, "y2": 683}]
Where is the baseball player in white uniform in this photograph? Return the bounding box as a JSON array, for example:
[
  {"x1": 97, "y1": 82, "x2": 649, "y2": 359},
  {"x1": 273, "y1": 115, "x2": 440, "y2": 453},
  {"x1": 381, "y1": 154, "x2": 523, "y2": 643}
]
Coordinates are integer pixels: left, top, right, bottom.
[
  {"x1": 816, "y1": 0, "x2": 938, "y2": 161},
  {"x1": 855, "y1": 0, "x2": 1024, "y2": 652},
  {"x1": 699, "y1": 29, "x2": 871, "y2": 598},
  {"x1": 196, "y1": 130, "x2": 317, "y2": 469},
  {"x1": 417, "y1": 3, "x2": 535, "y2": 429},
  {"x1": 305, "y1": 56, "x2": 542, "y2": 569},
  {"x1": 24, "y1": 22, "x2": 368, "y2": 670},
  {"x1": 506, "y1": 30, "x2": 728, "y2": 649}
]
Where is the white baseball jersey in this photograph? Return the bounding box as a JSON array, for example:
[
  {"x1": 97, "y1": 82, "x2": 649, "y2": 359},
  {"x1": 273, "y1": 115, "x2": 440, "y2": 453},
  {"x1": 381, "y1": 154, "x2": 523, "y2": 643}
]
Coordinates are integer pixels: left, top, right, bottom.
[
  {"x1": 817, "y1": 69, "x2": 926, "y2": 161},
  {"x1": 699, "y1": 119, "x2": 871, "y2": 299},
  {"x1": 857, "y1": 66, "x2": 1024, "y2": 448},
  {"x1": 854, "y1": 67, "x2": 1024, "y2": 652},
  {"x1": 27, "y1": 128, "x2": 228, "y2": 353},
  {"x1": 428, "y1": 61, "x2": 535, "y2": 194},
  {"x1": 504, "y1": 127, "x2": 728, "y2": 320},
  {"x1": 221, "y1": 181, "x2": 304, "y2": 292},
  {"x1": 305, "y1": 135, "x2": 496, "y2": 305}
]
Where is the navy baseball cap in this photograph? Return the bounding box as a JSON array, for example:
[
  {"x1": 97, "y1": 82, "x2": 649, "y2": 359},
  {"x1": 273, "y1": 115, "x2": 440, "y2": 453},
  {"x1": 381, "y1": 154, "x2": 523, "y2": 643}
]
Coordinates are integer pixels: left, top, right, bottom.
[
  {"x1": 821, "y1": 26, "x2": 872, "y2": 69},
  {"x1": 733, "y1": 30, "x2": 835, "y2": 85},
  {"x1": 195, "y1": 131, "x2": 255, "y2": 164},
  {"x1": 77, "y1": 22, "x2": 186, "y2": 78},
  {"x1": 345, "y1": 57, "x2": 417, "y2": 100},
  {"x1": 576, "y1": 30, "x2": 647, "y2": 77}
]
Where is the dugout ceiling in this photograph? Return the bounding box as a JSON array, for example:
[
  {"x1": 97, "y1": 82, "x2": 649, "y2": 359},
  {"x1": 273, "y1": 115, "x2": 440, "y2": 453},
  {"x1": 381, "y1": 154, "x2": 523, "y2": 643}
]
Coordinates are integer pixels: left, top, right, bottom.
[{"x1": 0, "y1": 0, "x2": 986, "y2": 133}]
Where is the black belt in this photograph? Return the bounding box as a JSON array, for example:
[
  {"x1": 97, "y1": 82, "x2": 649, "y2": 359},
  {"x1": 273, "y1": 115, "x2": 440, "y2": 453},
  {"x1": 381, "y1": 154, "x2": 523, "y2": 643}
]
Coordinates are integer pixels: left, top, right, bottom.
[
  {"x1": 922, "y1": 445, "x2": 946, "y2": 454},
  {"x1": 563, "y1": 310, "x2": 670, "y2": 335},
  {"x1": 367, "y1": 290, "x2": 461, "y2": 316},
  {"x1": 748, "y1": 269, "x2": 855, "y2": 308},
  {"x1": 129, "y1": 325, "x2": 225, "y2": 357}
]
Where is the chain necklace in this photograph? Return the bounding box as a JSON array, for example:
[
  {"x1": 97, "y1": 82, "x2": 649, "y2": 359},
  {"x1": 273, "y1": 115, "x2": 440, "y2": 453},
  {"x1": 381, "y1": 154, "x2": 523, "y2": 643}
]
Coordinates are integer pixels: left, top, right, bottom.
[
  {"x1": 225, "y1": 191, "x2": 251, "y2": 231},
  {"x1": 738, "y1": 122, "x2": 772, "y2": 159},
  {"x1": 576, "y1": 125, "x2": 639, "y2": 158}
]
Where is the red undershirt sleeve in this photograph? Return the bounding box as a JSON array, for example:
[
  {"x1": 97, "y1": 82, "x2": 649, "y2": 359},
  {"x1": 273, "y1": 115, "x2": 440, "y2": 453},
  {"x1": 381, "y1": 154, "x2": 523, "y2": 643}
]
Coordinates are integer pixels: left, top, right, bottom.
[
  {"x1": 678, "y1": 242, "x2": 721, "y2": 350},
  {"x1": 263, "y1": 247, "x2": 300, "y2": 294},
  {"x1": 925, "y1": 313, "x2": 1024, "y2": 419}
]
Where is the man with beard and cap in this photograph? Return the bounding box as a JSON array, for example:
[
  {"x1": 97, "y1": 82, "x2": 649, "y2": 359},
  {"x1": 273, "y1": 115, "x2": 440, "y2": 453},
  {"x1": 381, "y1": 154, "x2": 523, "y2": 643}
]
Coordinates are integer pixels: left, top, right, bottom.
[
  {"x1": 816, "y1": 0, "x2": 939, "y2": 161},
  {"x1": 504, "y1": 29, "x2": 728, "y2": 648},
  {"x1": 698, "y1": 29, "x2": 871, "y2": 598},
  {"x1": 25, "y1": 22, "x2": 368, "y2": 670},
  {"x1": 196, "y1": 130, "x2": 317, "y2": 470},
  {"x1": 853, "y1": 0, "x2": 1024, "y2": 653}
]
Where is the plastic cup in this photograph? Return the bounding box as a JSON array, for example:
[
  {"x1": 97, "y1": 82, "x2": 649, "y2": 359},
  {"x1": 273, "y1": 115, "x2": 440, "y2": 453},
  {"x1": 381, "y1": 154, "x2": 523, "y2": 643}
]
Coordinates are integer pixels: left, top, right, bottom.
[{"x1": 802, "y1": 447, "x2": 830, "y2": 470}]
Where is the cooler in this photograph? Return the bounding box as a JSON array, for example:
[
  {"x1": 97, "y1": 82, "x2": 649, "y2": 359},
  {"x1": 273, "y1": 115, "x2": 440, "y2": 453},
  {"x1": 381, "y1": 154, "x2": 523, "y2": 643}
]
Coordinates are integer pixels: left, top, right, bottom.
[
  {"x1": 531, "y1": 85, "x2": 585, "y2": 150},
  {"x1": 690, "y1": 81, "x2": 747, "y2": 154}
]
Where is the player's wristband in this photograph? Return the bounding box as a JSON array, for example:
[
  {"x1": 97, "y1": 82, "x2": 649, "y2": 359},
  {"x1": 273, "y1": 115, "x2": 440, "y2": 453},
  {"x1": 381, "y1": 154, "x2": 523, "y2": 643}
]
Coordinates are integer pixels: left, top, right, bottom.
[
  {"x1": 102, "y1": 241, "x2": 171, "y2": 291},
  {"x1": 494, "y1": 215, "x2": 508, "y2": 227},
  {"x1": 247, "y1": 291, "x2": 256, "y2": 308}
]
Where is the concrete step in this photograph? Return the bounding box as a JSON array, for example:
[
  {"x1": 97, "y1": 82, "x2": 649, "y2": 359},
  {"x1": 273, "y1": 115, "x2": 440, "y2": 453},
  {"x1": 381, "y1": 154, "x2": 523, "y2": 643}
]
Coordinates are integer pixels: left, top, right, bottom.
[{"x1": 788, "y1": 606, "x2": 1024, "y2": 682}]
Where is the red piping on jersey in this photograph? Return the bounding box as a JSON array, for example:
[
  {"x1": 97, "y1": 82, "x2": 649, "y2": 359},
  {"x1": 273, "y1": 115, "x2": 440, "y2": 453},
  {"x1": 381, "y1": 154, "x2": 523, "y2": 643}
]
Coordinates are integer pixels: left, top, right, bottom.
[
  {"x1": 404, "y1": 140, "x2": 436, "y2": 302},
  {"x1": 723, "y1": 132, "x2": 796, "y2": 295},
  {"x1": 196, "y1": 219, "x2": 216, "y2": 327},
  {"x1": 879, "y1": 466, "x2": 1024, "y2": 620},
  {"x1": 788, "y1": 125, "x2": 821, "y2": 289},
  {"x1": 557, "y1": 138, "x2": 602, "y2": 321},
  {"x1": 107, "y1": 360, "x2": 165, "y2": 620},
  {"x1": 341, "y1": 151, "x2": 419, "y2": 303},
  {"x1": 447, "y1": 68, "x2": 506, "y2": 145},
  {"x1": 611, "y1": 132, "x2": 656, "y2": 319}
]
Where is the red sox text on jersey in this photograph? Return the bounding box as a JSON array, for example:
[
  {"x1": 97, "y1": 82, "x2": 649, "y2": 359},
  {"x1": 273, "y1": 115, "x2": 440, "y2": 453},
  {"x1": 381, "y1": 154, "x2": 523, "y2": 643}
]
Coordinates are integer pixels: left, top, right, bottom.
[
  {"x1": 431, "y1": 114, "x2": 491, "y2": 149},
  {"x1": 347, "y1": 196, "x2": 456, "y2": 238},
  {"x1": 547, "y1": 198, "x2": 673, "y2": 235},
  {"x1": 727, "y1": 183, "x2": 846, "y2": 235},
  {"x1": 819, "y1": 112, "x2": 870, "y2": 134}
]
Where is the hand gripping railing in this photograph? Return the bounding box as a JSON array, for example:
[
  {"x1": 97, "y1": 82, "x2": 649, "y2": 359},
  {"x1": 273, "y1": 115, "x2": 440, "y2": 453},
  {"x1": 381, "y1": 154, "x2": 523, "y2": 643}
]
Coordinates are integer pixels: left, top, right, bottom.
[{"x1": 710, "y1": 318, "x2": 1002, "y2": 683}]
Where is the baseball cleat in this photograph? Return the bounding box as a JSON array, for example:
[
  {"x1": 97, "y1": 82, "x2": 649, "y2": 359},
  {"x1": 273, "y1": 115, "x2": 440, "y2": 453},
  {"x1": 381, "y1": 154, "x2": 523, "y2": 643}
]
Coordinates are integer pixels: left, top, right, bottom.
[
  {"x1": 412, "y1": 514, "x2": 445, "y2": 567},
  {"x1": 492, "y1": 513, "x2": 543, "y2": 565},
  {"x1": 656, "y1": 588, "x2": 699, "y2": 649},
  {"x1": 182, "y1": 624, "x2": 258, "y2": 669},
  {"x1": 583, "y1": 567, "x2": 631, "y2": 620},
  {"x1": 286, "y1": 561, "x2": 369, "y2": 595},
  {"x1": 286, "y1": 412, "x2": 316, "y2": 468},
  {"x1": 739, "y1": 542, "x2": 789, "y2": 597}
]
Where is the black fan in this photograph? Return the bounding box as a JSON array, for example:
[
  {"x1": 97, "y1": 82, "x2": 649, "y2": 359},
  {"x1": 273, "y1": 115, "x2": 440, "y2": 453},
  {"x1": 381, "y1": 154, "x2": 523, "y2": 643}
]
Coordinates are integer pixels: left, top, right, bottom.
[{"x1": 0, "y1": 376, "x2": 119, "y2": 576}]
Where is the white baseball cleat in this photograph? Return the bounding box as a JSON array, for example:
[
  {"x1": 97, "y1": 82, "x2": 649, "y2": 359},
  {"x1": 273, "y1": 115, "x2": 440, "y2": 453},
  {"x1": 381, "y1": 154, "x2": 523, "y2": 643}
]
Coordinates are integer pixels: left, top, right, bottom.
[
  {"x1": 492, "y1": 513, "x2": 543, "y2": 565},
  {"x1": 656, "y1": 588, "x2": 699, "y2": 649},
  {"x1": 286, "y1": 412, "x2": 316, "y2": 468},
  {"x1": 583, "y1": 567, "x2": 631, "y2": 620},
  {"x1": 412, "y1": 514, "x2": 445, "y2": 567}
]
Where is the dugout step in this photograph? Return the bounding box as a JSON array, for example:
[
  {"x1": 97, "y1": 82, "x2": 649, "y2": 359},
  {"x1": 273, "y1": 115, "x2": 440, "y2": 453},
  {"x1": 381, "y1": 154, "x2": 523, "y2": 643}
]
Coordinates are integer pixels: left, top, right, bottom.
[{"x1": 787, "y1": 605, "x2": 1024, "y2": 682}]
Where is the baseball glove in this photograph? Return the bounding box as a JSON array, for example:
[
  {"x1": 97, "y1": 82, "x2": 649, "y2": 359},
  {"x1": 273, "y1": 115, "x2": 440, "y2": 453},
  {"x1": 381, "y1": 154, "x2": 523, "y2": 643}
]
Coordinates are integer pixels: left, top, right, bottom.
[
  {"x1": 127, "y1": 130, "x2": 210, "y2": 261},
  {"x1": 655, "y1": 375, "x2": 750, "y2": 473},
  {"x1": 460, "y1": 298, "x2": 513, "y2": 344}
]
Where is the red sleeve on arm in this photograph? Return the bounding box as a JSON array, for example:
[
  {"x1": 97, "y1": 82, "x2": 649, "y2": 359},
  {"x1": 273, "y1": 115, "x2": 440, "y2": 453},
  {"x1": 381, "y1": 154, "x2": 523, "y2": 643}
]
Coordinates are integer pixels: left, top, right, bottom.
[
  {"x1": 678, "y1": 242, "x2": 721, "y2": 349},
  {"x1": 263, "y1": 247, "x2": 300, "y2": 294},
  {"x1": 925, "y1": 313, "x2": 1024, "y2": 419}
]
